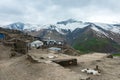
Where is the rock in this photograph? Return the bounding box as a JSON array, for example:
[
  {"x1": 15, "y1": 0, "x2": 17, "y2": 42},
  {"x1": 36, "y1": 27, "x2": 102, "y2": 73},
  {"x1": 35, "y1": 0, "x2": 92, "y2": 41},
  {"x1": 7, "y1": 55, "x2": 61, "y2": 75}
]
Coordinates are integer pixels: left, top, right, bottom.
[
  {"x1": 10, "y1": 51, "x2": 16, "y2": 57},
  {"x1": 27, "y1": 54, "x2": 37, "y2": 62},
  {"x1": 106, "y1": 54, "x2": 113, "y2": 59}
]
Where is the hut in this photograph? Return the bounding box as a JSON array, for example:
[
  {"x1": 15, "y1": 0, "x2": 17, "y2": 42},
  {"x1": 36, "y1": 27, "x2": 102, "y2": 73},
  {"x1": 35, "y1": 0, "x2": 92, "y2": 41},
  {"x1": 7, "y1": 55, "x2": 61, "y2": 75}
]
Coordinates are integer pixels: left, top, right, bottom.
[
  {"x1": 56, "y1": 41, "x2": 64, "y2": 46},
  {"x1": 48, "y1": 47, "x2": 61, "y2": 52},
  {"x1": 30, "y1": 40, "x2": 43, "y2": 49},
  {"x1": 43, "y1": 40, "x2": 57, "y2": 46},
  {"x1": 4, "y1": 38, "x2": 29, "y2": 54},
  {"x1": 14, "y1": 39, "x2": 29, "y2": 54}
]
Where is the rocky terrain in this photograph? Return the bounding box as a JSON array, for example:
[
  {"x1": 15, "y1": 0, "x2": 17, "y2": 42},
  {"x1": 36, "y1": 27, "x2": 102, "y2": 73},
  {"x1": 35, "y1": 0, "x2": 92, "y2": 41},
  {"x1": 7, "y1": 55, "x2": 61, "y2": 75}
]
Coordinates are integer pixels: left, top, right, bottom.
[
  {"x1": 0, "y1": 43, "x2": 120, "y2": 80},
  {"x1": 0, "y1": 20, "x2": 120, "y2": 80}
]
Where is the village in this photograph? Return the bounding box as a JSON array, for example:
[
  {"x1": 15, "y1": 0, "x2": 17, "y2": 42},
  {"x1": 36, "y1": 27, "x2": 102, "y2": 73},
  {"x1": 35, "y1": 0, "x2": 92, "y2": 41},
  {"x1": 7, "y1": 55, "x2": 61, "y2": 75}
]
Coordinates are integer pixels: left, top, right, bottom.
[
  {"x1": 0, "y1": 29, "x2": 120, "y2": 80},
  {"x1": 0, "y1": 30, "x2": 66, "y2": 55}
]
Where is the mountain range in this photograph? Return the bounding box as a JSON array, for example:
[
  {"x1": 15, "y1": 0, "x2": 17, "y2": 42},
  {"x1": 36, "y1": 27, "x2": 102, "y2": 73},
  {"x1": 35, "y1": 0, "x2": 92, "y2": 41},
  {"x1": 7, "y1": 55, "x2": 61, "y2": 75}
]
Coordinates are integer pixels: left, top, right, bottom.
[{"x1": 1, "y1": 19, "x2": 120, "y2": 53}]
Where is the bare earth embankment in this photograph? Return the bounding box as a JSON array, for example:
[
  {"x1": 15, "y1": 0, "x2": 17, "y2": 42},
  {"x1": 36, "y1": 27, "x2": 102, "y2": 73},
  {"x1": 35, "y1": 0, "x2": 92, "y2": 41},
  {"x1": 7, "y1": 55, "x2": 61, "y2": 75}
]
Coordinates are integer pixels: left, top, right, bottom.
[{"x1": 0, "y1": 45, "x2": 120, "y2": 80}]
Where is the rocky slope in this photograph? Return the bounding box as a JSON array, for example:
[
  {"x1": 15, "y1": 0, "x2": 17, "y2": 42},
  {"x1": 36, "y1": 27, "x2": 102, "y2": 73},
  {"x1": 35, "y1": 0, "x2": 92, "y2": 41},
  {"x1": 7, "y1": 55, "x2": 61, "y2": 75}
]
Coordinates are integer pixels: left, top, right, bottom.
[{"x1": 1, "y1": 19, "x2": 120, "y2": 53}]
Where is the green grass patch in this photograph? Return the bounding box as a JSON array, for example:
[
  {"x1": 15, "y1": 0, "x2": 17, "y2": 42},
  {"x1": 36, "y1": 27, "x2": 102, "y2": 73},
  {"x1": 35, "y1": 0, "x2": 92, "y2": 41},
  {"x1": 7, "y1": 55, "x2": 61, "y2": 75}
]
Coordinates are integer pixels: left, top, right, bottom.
[
  {"x1": 112, "y1": 53, "x2": 120, "y2": 56},
  {"x1": 73, "y1": 36, "x2": 120, "y2": 53}
]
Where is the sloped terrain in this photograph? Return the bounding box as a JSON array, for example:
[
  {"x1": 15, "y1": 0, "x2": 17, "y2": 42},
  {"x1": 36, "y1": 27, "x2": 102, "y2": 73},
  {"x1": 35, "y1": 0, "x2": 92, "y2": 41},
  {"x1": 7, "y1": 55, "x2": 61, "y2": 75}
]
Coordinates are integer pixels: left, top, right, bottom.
[
  {"x1": 68, "y1": 54, "x2": 120, "y2": 80},
  {"x1": 0, "y1": 56, "x2": 82, "y2": 80},
  {"x1": 2, "y1": 20, "x2": 120, "y2": 53},
  {"x1": 72, "y1": 24, "x2": 120, "y2": 53},
  {"x1": 0, "y1": 44, "x2": 120, "y2": 80},
  {"x1": 0, "y1": 46, "x2": 83, "y2": 80},
  {"x1": 73, "y1": 35, "x2": 120, "y2": 53},
  {"x1": 0, "y1": 45, "x2": 11, "y2": 60}
]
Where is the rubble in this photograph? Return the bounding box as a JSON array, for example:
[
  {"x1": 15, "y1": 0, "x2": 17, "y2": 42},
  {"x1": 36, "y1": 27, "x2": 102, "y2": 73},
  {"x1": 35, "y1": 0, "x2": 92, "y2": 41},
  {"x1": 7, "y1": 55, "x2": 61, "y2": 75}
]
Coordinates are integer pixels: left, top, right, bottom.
[
  {"x1": 52, "y1": 58, "x2": 77, "y2": 66},
  {"x1": 106, "y1": 54, "x2": 113, "y2": 58}
]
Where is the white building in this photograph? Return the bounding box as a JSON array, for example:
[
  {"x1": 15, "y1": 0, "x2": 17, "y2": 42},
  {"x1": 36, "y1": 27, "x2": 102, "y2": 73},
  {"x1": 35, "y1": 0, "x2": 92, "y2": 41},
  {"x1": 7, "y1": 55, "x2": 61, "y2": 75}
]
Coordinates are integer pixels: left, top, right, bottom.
[{"x1": 30, "y1": 40, "x2": 43, "y2": 48}]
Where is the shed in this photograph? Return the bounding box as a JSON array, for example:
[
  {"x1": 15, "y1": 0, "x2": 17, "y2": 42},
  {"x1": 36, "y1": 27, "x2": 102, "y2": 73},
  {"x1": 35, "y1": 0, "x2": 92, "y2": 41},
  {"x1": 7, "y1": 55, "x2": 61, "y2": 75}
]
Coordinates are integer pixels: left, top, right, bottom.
[
  {"x1": 13, "y1": 39, "x2": 29, "y2": 54},
  {"x1": 4, "y1": 38, "x2": 29, "y2": 54},
  {"x1": 43, "y1": 40, "x2": 57, "y2": 46},
  {"x1": 31, "y1": 40, "x2": 43, "y2": 48},
  {"x1": 48, "y1": 47, "x2": 61, "y2": 52}
]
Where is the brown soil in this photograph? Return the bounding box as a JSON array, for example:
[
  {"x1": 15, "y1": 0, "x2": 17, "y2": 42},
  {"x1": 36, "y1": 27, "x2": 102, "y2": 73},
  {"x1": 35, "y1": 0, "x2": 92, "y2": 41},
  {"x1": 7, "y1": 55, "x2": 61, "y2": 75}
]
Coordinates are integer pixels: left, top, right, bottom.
[{"x1": 0, "y1": 45, "x2": 120, "y2": 80}]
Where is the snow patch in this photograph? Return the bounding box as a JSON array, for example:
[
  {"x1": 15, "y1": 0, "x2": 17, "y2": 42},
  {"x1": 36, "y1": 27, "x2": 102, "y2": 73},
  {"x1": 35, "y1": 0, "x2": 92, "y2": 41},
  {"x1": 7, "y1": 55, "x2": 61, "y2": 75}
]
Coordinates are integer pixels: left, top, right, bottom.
[{"x1": 91, "y1": 24, "x2": 109, "y2": 38}]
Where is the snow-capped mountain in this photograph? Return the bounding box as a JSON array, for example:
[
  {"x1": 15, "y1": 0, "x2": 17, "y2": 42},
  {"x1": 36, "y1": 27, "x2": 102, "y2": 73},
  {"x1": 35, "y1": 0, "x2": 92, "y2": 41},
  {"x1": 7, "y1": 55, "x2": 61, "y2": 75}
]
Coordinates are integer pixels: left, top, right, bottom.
[
  {"x1": 3, "y1": 22, "x2": 25, "y2": 31},
  {"x1": 3, "y1": 22, "x2": 48, "y2": 32},
  {"x1": 1, "y1": 19, "x2": 120, "y2": 44},
  {"x1": 2, "y1": 22, "x2": 71, "y2": 35},
  {"x1": 1, "y1": 19, "x2": 120, "y2": 53},
  {"x1": 1, "y1": 19, "x2": 120, "y2": 35}
]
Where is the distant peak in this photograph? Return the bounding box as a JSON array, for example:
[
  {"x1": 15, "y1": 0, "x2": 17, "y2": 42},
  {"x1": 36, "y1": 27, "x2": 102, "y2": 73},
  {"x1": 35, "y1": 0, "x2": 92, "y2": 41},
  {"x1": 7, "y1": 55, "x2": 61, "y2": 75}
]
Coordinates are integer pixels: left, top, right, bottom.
[
  {"x1": 11, "y1": 22, "x2": 24, "y2": 25},
  {"x1": 57, "y1": 19, "x2": 82, "y2": 25},
  {"x1": 48, "y1": 25, "x2": 56, "y2": 29},
  {"x1": 66, "y1": 19, "x2": 77, "y2": 22}
]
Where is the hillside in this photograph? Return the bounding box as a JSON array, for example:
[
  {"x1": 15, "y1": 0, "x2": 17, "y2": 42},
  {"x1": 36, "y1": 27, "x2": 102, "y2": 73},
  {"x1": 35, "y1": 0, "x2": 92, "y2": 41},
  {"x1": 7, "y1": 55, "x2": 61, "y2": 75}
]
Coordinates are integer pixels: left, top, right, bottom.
[
  {"x1": 1, "y1": 19, "x2": 120, "y2": 53},
  {"x1": 0, "y1": 44, "x2": 120, "y2": 80},
  {"x1": 73, "y1": 36, "x2": 120, "y2": 53},
  {"x1": 72, "y1": 25, "x2": 120, "y2": 53},
  {"x1": 0, "y1": 27, "x2": 120, "y2": 80}
]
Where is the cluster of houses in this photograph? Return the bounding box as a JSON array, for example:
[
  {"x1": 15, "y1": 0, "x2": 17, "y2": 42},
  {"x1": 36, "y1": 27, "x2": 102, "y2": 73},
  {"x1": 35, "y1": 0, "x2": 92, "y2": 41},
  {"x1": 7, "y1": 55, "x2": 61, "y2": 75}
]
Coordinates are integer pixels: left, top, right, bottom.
[
  {"x1": 1, "y1": 32, "x2": 78, "y2": 67},
  {"x1": 30, "y1": 39, "x2": 65, "y2": 49},
  {"x1": 0, "y1": 32, "x2": 65, "y2": 54}
]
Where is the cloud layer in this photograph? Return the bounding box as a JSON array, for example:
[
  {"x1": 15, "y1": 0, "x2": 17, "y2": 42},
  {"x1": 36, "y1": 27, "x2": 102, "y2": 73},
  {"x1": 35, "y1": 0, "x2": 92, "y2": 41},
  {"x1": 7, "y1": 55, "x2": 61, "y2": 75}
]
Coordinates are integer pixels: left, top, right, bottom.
[{"x1": 0, "y1": 0, "x2": 120, "y2": 24}]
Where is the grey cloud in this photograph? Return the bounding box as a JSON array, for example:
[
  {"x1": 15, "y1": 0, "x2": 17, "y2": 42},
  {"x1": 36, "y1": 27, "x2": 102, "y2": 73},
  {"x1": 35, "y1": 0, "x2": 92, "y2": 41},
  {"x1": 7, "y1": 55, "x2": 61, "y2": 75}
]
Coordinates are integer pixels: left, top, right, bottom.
[
  {"x1": 53, "y1": 0, "x2": 120, "y2": 12},
  {"x1": 0, "y1": 0, "x2": 120, "y2": 24},
  {"x1": 53, "y1": 0, "x2": 90, "y2": 8},
  {"x1": 55, "y1": 0, "x2": 118, "y2": 7}
]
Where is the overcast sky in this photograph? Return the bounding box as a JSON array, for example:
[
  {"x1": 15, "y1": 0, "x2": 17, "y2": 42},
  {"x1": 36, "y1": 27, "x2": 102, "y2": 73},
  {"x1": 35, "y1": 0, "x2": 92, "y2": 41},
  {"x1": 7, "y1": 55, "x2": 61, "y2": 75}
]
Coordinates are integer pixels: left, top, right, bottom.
[{"x1": 0, "y1": 0, "x2": 120, "y2": 24}]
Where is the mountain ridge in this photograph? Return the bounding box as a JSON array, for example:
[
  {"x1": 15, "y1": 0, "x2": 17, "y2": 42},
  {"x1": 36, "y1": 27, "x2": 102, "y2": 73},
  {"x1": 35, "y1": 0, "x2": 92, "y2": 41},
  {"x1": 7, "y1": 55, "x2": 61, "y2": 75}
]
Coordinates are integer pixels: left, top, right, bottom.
[
  {"x1": 1, "y1": 19, "x2": 120, "y2": 53},
  {"x1": 1, "y1": 19, "x2": 120, "y2": 34}
]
